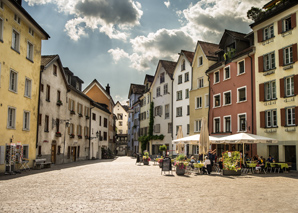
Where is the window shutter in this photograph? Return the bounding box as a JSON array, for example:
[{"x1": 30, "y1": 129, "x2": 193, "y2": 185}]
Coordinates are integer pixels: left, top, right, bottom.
[
  {"x1": 77, "y1": 125, "x2": 79, "y2": 135},
  {"x1": 280, "y1": 108, "x2": 286, "y2": 127},
  {"x1": 257, "y1": 29, "x2": 263, "y2": 42},
  {"x1": 73, "y1": 101, "x2": 76, "y2": 111},
  {"x1": 68, "y1": 98, "x2": 71, "y2": 110},
  {"x1": 160, "y1": 106, "x2": 163, "y2": 116},
  {"x1": 294, "y1": 75, "x2": 298, "y2": 95},
  {"x1": 278, "y1": 20, "x2": 282, "y2": 34},
  {"x1": 292, "y1": 43, "x2": 298, "y2": 63},
  {"x1": 258, "y1": 56, "x2": 264, "y2": 72},
  {"x1": 259, "y1": 83, "x2": 265, "y2": 101},
  {"x1": 260, "y1": 111, "x2": 265, "y2": 128},
  {"x1": 279, "y1": 48, "x2": 284, "y2": 66},
  {"x1": 296, "y1": 107, "x2": 298, "y2": 126},
  {"x1": 68, "y1": 126, "x2": 70, "y2": 134},
  {"x1": 291, "y1": 13, "x2": 296, "y2": 29},
  {"x1": 280, "y1": 78, "x2": 285, "y2": 98},
  {"x1": 77, "y1": 103, "x2": 79, "y2": 113}
]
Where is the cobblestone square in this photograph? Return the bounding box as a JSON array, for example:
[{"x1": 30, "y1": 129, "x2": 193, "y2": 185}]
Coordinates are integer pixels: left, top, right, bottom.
[{"x1": 1, "y1": 157, "x2": 298, "y2": 213}]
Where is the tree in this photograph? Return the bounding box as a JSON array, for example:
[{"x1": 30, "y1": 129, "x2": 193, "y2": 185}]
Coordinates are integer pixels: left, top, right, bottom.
[{"x1": 247, "y1": 7, "x2": 262, "y2": 21}]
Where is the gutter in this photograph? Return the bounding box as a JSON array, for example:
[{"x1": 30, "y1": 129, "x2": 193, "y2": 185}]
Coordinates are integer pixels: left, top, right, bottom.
[
  {"x1": 89, "y1": 105, "x2": 94, "y2": 160},
  {"x1": 36, "y1": 66, "x2": 43, "y2": 149},
  {"x1": 205, "y1": 72, "x2": 211, "y2": 132},
  {"x1": 248, "y1": 53, "x2": 254, "y2": 134},
  {"x1": 171, "y1": 79, "x2": 173, "y2": 140}
]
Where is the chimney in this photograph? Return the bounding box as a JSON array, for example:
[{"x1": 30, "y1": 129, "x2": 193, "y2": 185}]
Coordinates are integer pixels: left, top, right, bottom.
[
  {"x1": 106, "y1": 84, "x2": 110, "y2": 95},
  {"x1": 16, "y1": 0, "x2": 22, "y2": 5}
]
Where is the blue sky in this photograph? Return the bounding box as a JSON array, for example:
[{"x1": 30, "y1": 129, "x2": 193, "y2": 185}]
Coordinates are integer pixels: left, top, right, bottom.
[{"x1": 23, "y1": 0, "x2": 267, "y2": 104}]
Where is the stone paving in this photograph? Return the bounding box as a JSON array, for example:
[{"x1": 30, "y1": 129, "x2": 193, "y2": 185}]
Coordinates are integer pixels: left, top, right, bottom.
[{"x1": 1, "y1": 156, "x2": 298, "y2": 212}]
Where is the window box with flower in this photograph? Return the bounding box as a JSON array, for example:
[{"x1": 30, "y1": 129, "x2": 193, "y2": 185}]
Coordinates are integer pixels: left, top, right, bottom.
[
  {"x1": 78, "y1": 113, "x2": 83, "y2": 117},
  {"x1": 70, "y1": 110, "x2": 75, "y2": 115},
  {"x1": 143, "y1": 151, "x2": 151, "y2": 165},
  {"x1": 69, "y1": 133, "x2": 75, "y2": 138},
  {"x1": 56, "y1": 100, "x2": 63, "y2": 106},
  {"x1": 86, "y1": 115, "x2": 90, "y2": 119},
  {"x1": 85, "y1": 135, "x2": 89, "y2": 139},
  {"x1": 55, "y1": 132, "x2": 62, "y2": 137},
  {"x1": 78, "y1": 135, "x2": 82, "y2": 139}
]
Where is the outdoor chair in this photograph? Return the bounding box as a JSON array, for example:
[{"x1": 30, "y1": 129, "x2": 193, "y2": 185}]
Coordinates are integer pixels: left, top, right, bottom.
[
  {"x1": 260, "y1": 165, "x2": 266, "y2": 174},
  {"x1": 266, "y1": 163, "x2": 273, "y2": 173},
  {"x1": 274, "y1": 164, "x2": 282, "y2": 173}
]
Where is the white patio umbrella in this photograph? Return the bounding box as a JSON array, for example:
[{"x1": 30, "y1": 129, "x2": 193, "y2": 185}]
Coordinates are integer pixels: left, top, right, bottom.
[{"x1": 199, "y1": 117, "x2": 209, "y2": 156}]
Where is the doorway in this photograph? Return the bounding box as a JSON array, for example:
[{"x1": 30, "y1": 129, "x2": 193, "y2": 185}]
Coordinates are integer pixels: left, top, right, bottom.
[
  {"x1": 51, "y1": 144, "x2": 56, "y2": 164},
  {"x1": 285, "y1": 146, "x2": 296, "y2": 170},
  {"x1": 72, "y1": 147, "x2": 76, "y2": 162},
  {"x1": 268, "y1": 145, "x2": 279, "y2": 162}
]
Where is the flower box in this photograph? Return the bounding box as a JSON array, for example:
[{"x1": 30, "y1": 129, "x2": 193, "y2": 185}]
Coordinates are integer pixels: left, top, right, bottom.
[
  {"x1": 85, "y1": 135, "x2": 89, "y2": 139},
  {"x1": 78, "y1": 135, "x2": 82, "y2": 139},
  {"x1": 69, "y1": 134, "x2": 75, "y2": 138},
  {"x1": 56, "y1": 100, "x2": 63, "y2": 106},
  {"x1": 78, "y1": 113, "x2": 83, "y2": 117},
  {"x1": 85, "y1": 115, "x2": 90, "y2": 120},
  {"x1": 70, "y1": 110, "x2": 75, "y2": 115},
  {"x1": 55, "y1": 132, "x2": 62, "y2": 137}
]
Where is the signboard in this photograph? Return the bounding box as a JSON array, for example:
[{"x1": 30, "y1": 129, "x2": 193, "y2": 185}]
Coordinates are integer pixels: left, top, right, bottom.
[
  {"x1": 136, "y1": 154, "x2": 142, "y2": 163},
  {"x1": 162, "y1": 157, "x2": 172, "y2": 171}
]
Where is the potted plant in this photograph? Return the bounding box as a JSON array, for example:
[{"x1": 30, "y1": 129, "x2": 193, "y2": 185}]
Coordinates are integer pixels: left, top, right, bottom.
[
  {"x1": 55, "y1": 132, "x2": 62, "y2": 137},
  {"x1": 157, "y1": 156, "x2": 164, "y2": 168},
  {"x1": 174, "y1": 154, "x2": 188, "y2": 176},
  {"x1": 78, "y1": 135, "x2": 82, "y2": 139},
  {"x1": 70, "y1": 110, "x2": 75, "y2": 115},
  {"x1": 85, "y1": 135, "x2": 89, "y2": 139},
  {"x1": 222, "y1": 151, "x2": 241, "y2": 176},
  {"x1": 78, "y1": 113, "x2": 83, "y2": 117},
  {"x1": 159, "y1": 145, "x2": 167, "y2": 157},
  {"x1": 56, "y1": 100, "x2": 62, "y2": 106},
  {"x1": 69, "y1": 133, "x2": 75, "y2": 138},
  {"x1": 86, "y1": 115, "x2": 90, "y2": 119},
  {"x1": 143, "y1": 152, "x2": 151, "y2": 165}
]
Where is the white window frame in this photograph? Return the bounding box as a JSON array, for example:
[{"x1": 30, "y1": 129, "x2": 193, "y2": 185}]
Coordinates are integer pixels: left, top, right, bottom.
[
  {"x1": 27, "y1": 41, "x2": 34, "y2": 61},
  {"x1": 29, "y1": 27, "x2": 34, "y2": 36},
  {"x1": 195, "y1": 96, "x2": 202, "y2": 109},
  {"x1": 266, "y1": 109, "x2": 277, "y2": 128},
  {"x1": 165, "y1": 104, "x2": 170, "y2": 119},
  {"x1": 283, "y1": 16, "x2": 292, "y2": 32},
  {"x1": 185, "y1": 89, "x2": 189, "y2": 99},
  {"x1": 197, "y1": 77, "x2": 204, "y2": 89},
  {"x1": 176, "y1": 107, "x2": 182, "y2": 117},
  {"x1": 14, "y1": 14, "x2": 20, "y2": 24},
  {"x1": 156, "y1": 87, "x2": 160, "y2": 97},
  {"x1": 178, "y1": 75, "x2": 182, "y2": 84},
  {"x1": 285, "y1": 76, "x2": 294, "y2": 97},
  {"x1": 284, "y1": 46, "x2": 293, "y2": 65},
  {"x1": 264, "y1": 80, "x2": 276, "y2": 101},
  {"x1": 23, "y1": 110, "x2": 30, "y2": 131},
  {"x1": 237, "y1": 113, "x2": 247, "y2": 132},
  {"x1": 263, "y1": 24, "x2": 274, "y2": 40},
  {"x1": 12, "y1": 29, "x2": 20, "y2": 52},
  {"x1": 213, "y1": 93, "x2": 221, "y2": 108},
  {"x1": 205, "y1": 94, "x2": 209, "y2": 108},
  {"x1": 194, "y1": 120, "x2": 202, "y2": 133},
  {"x1": 163, "y1": 83, "x2": 168, "y2": 95},
  {"x1": 237, "y1": 86, "x2": 247, "y2": 103},
  {"x1": 214, "y1": 71, "x2": 220, "y2": 84},
  {"x1": 160, "y1": 72, "x2": 165, "y2": 84},
  {"x1": 223, "y1": 115, "x2": 232, "y2": 133},
  {"x1": 223, "y1": 65, "x2": 230, "y2": 80},
  {"x1": 23, "y1": 145, "x2": 29, "y2": 159},
  {"x1": 213, "y1": 117, "x2": 220, "y2": 133},
  {"x1": 184, "y1": 72, "x2": 189, "y2": 82},
  {"x1": 223, "y1": 90, "x2": 232, "y2": 106},
  {"x1": 177, "y1": 90, "x2": 182, "y2": 101},
  {"x1": 9, "y1": 69, "x2": 18, "y2": 93},
  {"x1": 237, "y1": 60, "x2": 245, "y2": 75},
  {"x1": 198, "y1": 56, "x2": 203, "y2": 67},
  {"x1": 7, "y1": 106, "x2": 16, "y2": 129},
  {"x1": 286, "y1": 107, "x2": 295, "y2": 126},
  {"x1": 24, "y1": 77, "x2": 32, "y2": 98},
  {"x1": 263, "y1": 52, "x2": 275, "y2": 71}
]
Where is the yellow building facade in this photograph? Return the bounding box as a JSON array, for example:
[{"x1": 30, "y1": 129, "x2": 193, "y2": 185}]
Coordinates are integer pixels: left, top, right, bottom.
[
  {"x1": 251, "y1": 1, "x2": 298, "y2": 169},
  {"x1": 0, "y1": 0, "x2": 49, "y2": 172},
  {"x1": 189, "y1": 41, "x2": 219, "y2": 156}
]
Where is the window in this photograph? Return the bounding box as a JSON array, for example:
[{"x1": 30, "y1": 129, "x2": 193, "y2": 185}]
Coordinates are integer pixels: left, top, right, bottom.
[
  {"x1": 238, "y1": 114, "x2": 246, "y2": 132},
  {"x1": 57, "y1": 90, "x2": 61, "y2": 102},
  {"x1": 29, "y1": 27, "x2": 34, "y2": 36},
  {"x1": 23, "y1": 111, "x2": 30, "y2": 131},
  {"x1": 284, "y1": 46, "x2": 293, "y2": 65},
  {"x1": 214, "y1": 94, "x2": 221, "y2": 107},
  {"x1": 85, "y1": 106, "x2": 89, "y2": 117},
  {"x1": 214, "y1": 118, "x2": 220, "y2": 133},
  {"x1": 178, "y1": 75, "x2": 182, "y2": 84},
  {"x1": 197, "y1": 77, "x2": 204, "y2": 89},
  {"x1": 53, "y1": 65, "x2": 57, "y2": 76},
  {"x1": 263, "y1": 24, "x2": 274, "y2": 40},
  {"x1": 84, "y1": 126, "x2": 89, "y2": 137},
  {"x1": 104, "y1": 132, "x2": 107, "y2": 141},
  {"x1": 194, "y1": 120, "x2": 201, "y2": 132},
  {"x1": 44, "y1": 115, "x2": 49, "y2": 132},
  {"x1": 266, "y1": 109, "x2": 277, "y2": 128},
  {"x1": 160, "y1": 73, "x2": 165, "y2": 83},
  {"x1": 0, "y1": 1, "x2": 3, "y2": 9},
  {"x1": 27, "y1": 41, "x2": 33, "y2": 61},
  {"x1": 176, "y1": 125, "x2": 181, "y2": 135},
  {"x1": 223, "y1": 91, "x2": 231, "y2": 105},
  {"x1": 187, "y1": 105, "x2": 189, "y2": 115},
  {"x1": 198, "y1": 56, "x2": 203, "y2": 66},
  {"x1": 40, "y1": 84, "x2": 44, "y2": 92},
  {"x1": 99, "y1": 116, "x2": 102, "y2": 126},
  {"x1": 165, "y1": 104, "x2": 169, "y2": 119},
  {"x1": 23, "y1": 145, "x2": 29, "y2": 159},
  {"x1": 154, "y1": 124, "x2": 160, "y2": 133},
  {"x1": 77, "y1": 103, "x2": 82, "y2": 115},
  {"x1": 264, "y1": 80, "x2": 276, "y2": 100},
  {"x1": 263, "y1": 52, "x2": 275, "y2": 71},
  {"x1": 0, "y1": 18, "x2": 3, "y2": 41},
  {"x1": 286, "y1": 107, "x2": 295, "y2": 126},
  {"x1": 205, "y1": 94, "x2": 209, "y2": 108},
  {"x1": 39, "y1": 114, "x2": 42, "y2": 126},
  {"x1": 285, "y1": 76, "x2": 294, "y2": 97},
  {"x1": 224, "y1": 116, "x2": 231, "y2": 132},
  {"x1": 237, "y1": 87, "x2": 246, "y2": 102},
  {"x1": 283, "y1": 16, "x2": 292, "y2": 32},
  {"x1": 187, "y1": 124, "x2": 190, "y2": 134},
  {"x1": 104, "y1": 118, "x2": 108, "y2": 127},
  {"x1": 154, "y1": 106, "x2": 162, "y2": 116},
  {"x1": 77, "y1": 125, "x2": 82, "y2": 136},
  {"x1": 163, "y1": 83, "x2": 168, "y2": 94},
  {"x1": 24, "y1": 78, "x2": 31, "y2": 98},
  {"x1": 214, "y1": 71, "x2": 220, "y2": 84},
  {"x1": 238, "y1": 60, "x2": 245, "y2": 75},
  {"x1": 56, "y1": 118, "x2": 60, "y2": 133},
  {"x1": 177, "y1": 90, "x2": 182, "y2": 100},
  {"x1": 38, "y1": 146, "x2": 42, "y2": 156},
  {"x1": 12, "y1": 29, "x2": 20, "y2": 52},
  {"x1": 92, "y1": 113, "x2": 96, "y2": 120},
  {"x1": 184, "y1": 72, "x2": 189, "y2": 82},
  {"x1": 69, "y1": 123, "x2": 74, "y2": 135},
  {"x1": 168, "y1": 123, "x2": 172, "y2": 133},
  {"x1": 46, "y1": 85, "x2": 50, "y2": 101},
  {"x1": 224, "y1": 66, "x2": 230, "y2": 80},
  {"x1": 196, "y1": 97, "x2": 202, "y2": 109},
  {"x1": 14, "y1": 14, "x2": 20, "y2": 24},
  {"x1": 9, "y1": 70, "x2": 18, "y2": 93},
  {"x1": 185, "y1": 89, "x2": 189, "y2": 99},
  {"x1": 181, "y1": 59, "x2": 185, "y2": 71},
  {"x1": 119, "y1": 121, "x2": 123, "y2": 126},
  {"x1": 117, "y1": 114, "x2": 123, "y2": 120},
  {"x1": 7, "y1": 107, "x2": 16, "y2": 129},
  {"x1": 156, "y1": 87, "x2": 160, "y2": 97},
  {"x1": 176, "y1": 107, "x2": 182, "y2": 117}
]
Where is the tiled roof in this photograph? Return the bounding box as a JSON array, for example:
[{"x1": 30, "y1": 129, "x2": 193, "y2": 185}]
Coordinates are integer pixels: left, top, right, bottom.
[
  {"x1": 41, "y1": 55, "x2": 57, "y2": 67},
  {"x1": 92, "y1": 102, "x2": 111, "y2": 114},
  {"x1": 181, "y1": 50, "x2": 195, "y2": 63},
  {"x1": 197, "y1": 41, "x2": 219, "y2": 60},
  {"x1": 206, "y1": 61, "x2": 223, "y2": 74},
  {"x1": 225, "y1": 29, "x2": 247, "y2": 40},
  {"x1": 160, "y1": 60, "x2": 177, "y2": 78},
  {"x1": 129, "y1": 84, "x2": 145, "y2": 95},
  {"x1": 145, "y1": 74, "x2": 154, "y2": 83},
  {"x1": 122, "y1": 105, "x2": 129, "y2": 112}
]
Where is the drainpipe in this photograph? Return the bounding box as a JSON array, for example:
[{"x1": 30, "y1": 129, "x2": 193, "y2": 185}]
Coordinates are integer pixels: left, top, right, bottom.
[
  {"x1": 248, "y1": 53, "x2": 254, "y2": 134},
  {"x1": 89, "y1": 104, "x2": 94, "y2": 160},
  {"x1": 171, "y1": 78, "x2": 173, "y2": 141},
  {"x1": 205, "y1": 72, "x2": 210, "y2": 133},
  {"x1": 36, "y1": 67, "x2": 43, "y2": 149}
]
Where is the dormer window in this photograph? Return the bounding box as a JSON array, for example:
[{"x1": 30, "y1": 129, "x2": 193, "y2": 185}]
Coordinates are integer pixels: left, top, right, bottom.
[
  {"x1": 29, "y1": 27, "x2": 34, "y2": 36},
  {"x1": 76, "y1": 81, "x2": 80, "y2": 90},
  {"x1": 14, "y1": 14, "x2": 20, "y2": 24}
]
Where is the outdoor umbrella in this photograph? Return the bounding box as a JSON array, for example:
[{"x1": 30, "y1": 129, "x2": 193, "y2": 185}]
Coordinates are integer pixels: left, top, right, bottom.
[
  {"x1": 199, "y1": 117, "x2": 209, "y2": 156},
  {"x1": 176, "y1": 126, "x2": 184, "y2": 154}
]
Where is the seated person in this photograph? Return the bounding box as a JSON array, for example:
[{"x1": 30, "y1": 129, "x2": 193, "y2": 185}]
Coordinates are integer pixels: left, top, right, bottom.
[
  {"x1": 255, "y1": 157, "x2": 264, "y2": 172},
  {"x1": 190, "y1": 156, "x2": 195, "y2": 169},
  {"x1": 203, "y1": 156, "x2": 211, "y2": 174},
  {"x1": 218, "y1": 158, "x2": 223, "y2": 170},
  {"x1": 267, "y1": 155, "x2": 274, "y2": 163}
]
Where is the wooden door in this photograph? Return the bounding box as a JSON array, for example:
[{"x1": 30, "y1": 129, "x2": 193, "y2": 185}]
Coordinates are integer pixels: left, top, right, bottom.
[
  {"x1": 72, "y1": 147, "x2": 76, "y2": 162},
  {"x1": 51, "y1": 145, "x2": 56, "y2": 164}
]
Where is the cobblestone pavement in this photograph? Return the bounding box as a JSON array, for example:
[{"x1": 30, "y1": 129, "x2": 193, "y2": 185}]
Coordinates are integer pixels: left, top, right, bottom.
[{"x1": 1, "y1": 156, "x2": 298, "y2": 213}]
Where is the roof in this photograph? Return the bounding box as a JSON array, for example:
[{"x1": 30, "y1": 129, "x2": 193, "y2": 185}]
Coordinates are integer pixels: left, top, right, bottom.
[
  {"x1": 92, "y1": 102, "x2": 111, "y2": 114},
  {"x1": 160, "y1": 60, "x2": 177, "y2": 79},
  {"x1": 181, "y1": 50, "x2": 195, "y2": 63},
  {"x1": 41, "y1": 55, "x2": 57, "y2": 67},
  {"x1": 8, "y1": 0, "x2": 50, "y2": 39},
  {"x1": 206, "y1": 61, "x2": 224, "y2": 74},
  {"x1": 197, "y1": 41, "x2": 219, "y2": 61},
  {"x1": 69, "y1": 84, "x2": 93, "y2": 102},
  {"x1": 128, "y1": 84, "x2": 145, "y2": 98},
  {"x1": 219, "y1": 29, "x2": 248, "y2": 49},
  {"x1": 63, "y1": 67, "x2": 73, "y2": 75},
  {"x1": 144, "y1": 74, "x2": 154, "y2": 83},
  {"x1": 263, "y1": 0, "x2": 281, "y2": 9},
  {"x1": 115, "y1": 101, "x2": 129, "y2": 112}
]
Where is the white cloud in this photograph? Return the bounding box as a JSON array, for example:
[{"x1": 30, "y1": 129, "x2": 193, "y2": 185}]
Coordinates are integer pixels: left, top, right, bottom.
[
  {"x1": 164, "y1": 0, "x2": 170, "y2": 8},
  {"x1": 25, "y1": 0, "x2": 143, "y2": 41},
  {"x1": 115, "y1": 95, "x2": 129, "y2": 106}
]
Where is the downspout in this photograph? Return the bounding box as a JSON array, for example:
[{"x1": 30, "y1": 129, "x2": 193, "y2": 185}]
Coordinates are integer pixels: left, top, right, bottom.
[
  {"x1": 248, "y1": 53, "x2": 254, "y2": 134},
  {"x1": 89, "y1": 104, "x2": 94, "y2": 160},
  {"x1": 171, "y1": 78, "x2": 173, "y2": 141},
  {"x1": 36, "y1": 67, "x2": 43, "y2": 149},
  {"x1": 205, "y1": 72, "x2": 210, "y2": 133}
]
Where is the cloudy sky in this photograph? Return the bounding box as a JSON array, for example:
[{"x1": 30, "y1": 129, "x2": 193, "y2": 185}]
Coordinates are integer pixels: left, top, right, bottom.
[{"x1": 24, "y1": 0, "x2": 267, "y2": 105}]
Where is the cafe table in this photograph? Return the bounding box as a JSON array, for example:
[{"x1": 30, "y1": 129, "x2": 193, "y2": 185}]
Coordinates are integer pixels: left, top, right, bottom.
[{"x1": 268, "y1": 162, "x2": 288, "y2": 169}]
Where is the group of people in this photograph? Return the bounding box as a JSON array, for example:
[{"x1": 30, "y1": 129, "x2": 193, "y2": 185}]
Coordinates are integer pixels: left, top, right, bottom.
[{"x1": 189, "y1": 149, "x2": 217, "y2": 175}]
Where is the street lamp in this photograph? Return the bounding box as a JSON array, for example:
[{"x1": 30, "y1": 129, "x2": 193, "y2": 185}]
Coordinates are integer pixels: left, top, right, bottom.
[{"x1": 89, "y1": 131, "x2": 99, "y2": 140}]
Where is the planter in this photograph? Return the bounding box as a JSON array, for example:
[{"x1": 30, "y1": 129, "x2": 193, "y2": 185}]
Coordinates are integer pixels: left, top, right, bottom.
[
  {"x1": 78, "y1": 135, "x2": 82, "y2": 139},
  {"x1": 70, "y1": 110, "x2": 75, "y2": 115},
  {"x1": 143, "y1": 160, "x2": 149, "y2": 165},
  {"x1": 56, "y1": 101, "x2": 62, "y2": 106},
  {"x1": 78, "y1": 113, "x2": 83, "y2": 117},
  {"x1": 86, "y1": 116, "x2": 89, "y2": 120},
  {"x1": 55, "y1": 132, "x2": 62, "y2": 137},
  {"x1": 176, "y1": 167, "x2": 185, "y2": 176},
  {"x1": 85, "y1": 136, "x2": 89, "y2": 139},
  {"x1": 70, "y1": 134, "x2": 75, "y2": 138},
  {"x1": 223, "y1": 170, "x2": 241, "y2": 176},
  {"x1": 159, "y1": 163, "x2": 162, "y2": 168}
]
